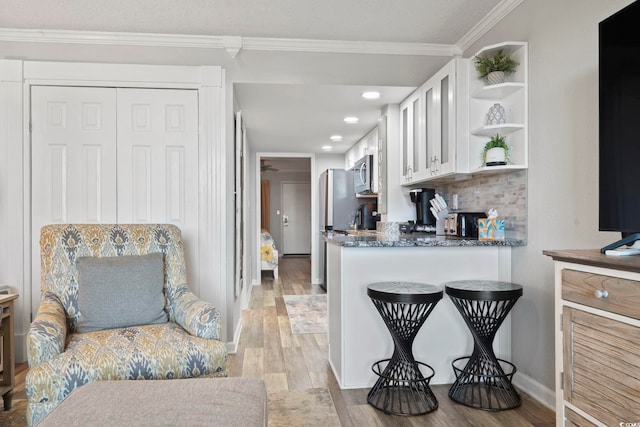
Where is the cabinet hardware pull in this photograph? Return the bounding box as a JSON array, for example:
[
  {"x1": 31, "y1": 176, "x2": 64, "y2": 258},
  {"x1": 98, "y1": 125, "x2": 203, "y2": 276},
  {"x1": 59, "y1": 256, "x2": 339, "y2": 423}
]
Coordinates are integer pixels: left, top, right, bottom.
[{"x1": 594, "y1": 289, "x2": 609, "y2": 299}]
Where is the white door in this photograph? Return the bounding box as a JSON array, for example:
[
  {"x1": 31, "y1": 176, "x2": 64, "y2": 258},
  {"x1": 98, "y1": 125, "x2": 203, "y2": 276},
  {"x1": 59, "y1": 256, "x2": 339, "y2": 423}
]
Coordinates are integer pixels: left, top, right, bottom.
[
  {"x1": 31, "y1": 86, "x2": 118, "y2": 314},
  {"x1": 31, "y1": 86, "x2": 200, "y2": 314},
  {"x1": 116, "y1": 88, "x2": 200, "y2": 292},
  {"x1": 281, "y1": 182, "x2": 311, "y2": 255}
]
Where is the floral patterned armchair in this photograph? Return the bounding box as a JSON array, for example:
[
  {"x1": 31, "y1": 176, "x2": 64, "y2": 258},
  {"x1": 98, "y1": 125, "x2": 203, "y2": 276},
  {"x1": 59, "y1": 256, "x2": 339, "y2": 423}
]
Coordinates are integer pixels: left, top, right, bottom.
[{"x1": 26, "y1": 224, "x2": 228, "y2": 426}]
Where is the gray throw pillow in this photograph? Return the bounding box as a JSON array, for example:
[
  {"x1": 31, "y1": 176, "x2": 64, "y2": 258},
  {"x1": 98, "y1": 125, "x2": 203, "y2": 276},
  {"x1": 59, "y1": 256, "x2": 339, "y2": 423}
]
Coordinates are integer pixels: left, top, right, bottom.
[{"x1": 76, "y1": 253, "x2": 168, "y2": 333}]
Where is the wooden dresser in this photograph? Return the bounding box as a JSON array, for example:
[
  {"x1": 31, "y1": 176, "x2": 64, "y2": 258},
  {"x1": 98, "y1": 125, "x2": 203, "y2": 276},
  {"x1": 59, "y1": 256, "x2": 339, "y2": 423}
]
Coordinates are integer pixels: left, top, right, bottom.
[{"x1": 544, "y1": 249, "x2": 640, "y2": 427}]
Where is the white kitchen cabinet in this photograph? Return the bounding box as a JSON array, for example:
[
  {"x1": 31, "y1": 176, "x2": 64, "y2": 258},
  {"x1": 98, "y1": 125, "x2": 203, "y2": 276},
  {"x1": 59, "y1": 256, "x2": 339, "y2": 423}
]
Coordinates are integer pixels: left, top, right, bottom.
[
  {"x1": 400, "y1": 57, "x2": 469, "y2": 185},
  {"x1": 469, "y1": 42, "x2": 528, "y2": 173},
  {"x1": 544, "y1": 249, "x2": 640, "y2": 426}
]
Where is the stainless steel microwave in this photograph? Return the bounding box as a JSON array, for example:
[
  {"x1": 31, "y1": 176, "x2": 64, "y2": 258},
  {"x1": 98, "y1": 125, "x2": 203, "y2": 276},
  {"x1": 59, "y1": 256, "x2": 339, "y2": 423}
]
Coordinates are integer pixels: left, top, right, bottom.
[{"x1": 353, "y1": 155, "x2": 374, "y2": 195}]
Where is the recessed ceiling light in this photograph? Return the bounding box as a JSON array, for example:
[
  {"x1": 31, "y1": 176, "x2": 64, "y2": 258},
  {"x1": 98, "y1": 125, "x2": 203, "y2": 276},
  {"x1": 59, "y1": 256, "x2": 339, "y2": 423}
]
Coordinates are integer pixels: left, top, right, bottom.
[
  {"x1": 322, "y1": 145, "x2": 333, "y2": 151},
  {"x1": 344, "y1": 116, "x2": 359, "y2": 124},
  {"x1": 362, "y1": 91, "x2": 380, "y2": 100},
  {"x1": 330, "y1": 135, "x2": 343, "y2": 141}
]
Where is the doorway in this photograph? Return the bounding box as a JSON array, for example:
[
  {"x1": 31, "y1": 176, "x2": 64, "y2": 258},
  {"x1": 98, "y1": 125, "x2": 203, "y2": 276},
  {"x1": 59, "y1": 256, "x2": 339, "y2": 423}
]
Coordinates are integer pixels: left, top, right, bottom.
[{"x1": 256, "y1": 154, "x2": 314, "y2": 283}]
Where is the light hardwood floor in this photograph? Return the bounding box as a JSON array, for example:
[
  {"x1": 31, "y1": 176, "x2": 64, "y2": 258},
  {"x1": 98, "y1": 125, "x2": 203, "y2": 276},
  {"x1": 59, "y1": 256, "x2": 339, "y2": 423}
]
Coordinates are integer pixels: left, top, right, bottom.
[
  {"x1": 228, "y1": 255, "x2": 555, "y2": 427},
  {"x1": 12, "y1": 255, "x2": 555, "y2": 426}
]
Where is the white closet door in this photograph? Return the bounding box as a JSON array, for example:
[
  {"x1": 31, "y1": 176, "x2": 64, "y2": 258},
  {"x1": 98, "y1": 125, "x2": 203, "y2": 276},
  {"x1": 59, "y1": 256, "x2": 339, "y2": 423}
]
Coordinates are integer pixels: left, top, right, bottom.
[
  {"x1": 31, "y1": 86, "x2": 118, "y2": 312},
  {"x1": 116, "y1": 88, "x2": 200, "y2": 291}
]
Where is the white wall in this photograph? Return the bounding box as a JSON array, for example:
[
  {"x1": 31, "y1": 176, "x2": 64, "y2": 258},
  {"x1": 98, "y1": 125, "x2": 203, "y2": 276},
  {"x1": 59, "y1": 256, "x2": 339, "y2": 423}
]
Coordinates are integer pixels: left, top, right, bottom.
[{"x1": 464, "y1": 0, "x2": 631, "y2": 393}]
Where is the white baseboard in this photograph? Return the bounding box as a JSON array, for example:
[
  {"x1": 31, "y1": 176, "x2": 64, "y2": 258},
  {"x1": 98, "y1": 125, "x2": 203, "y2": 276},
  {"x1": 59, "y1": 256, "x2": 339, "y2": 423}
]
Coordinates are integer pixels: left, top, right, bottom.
[
  {"x1": 226, "y1": 319, "x2": 241, "y2": 354},
  {"x1": 226, "y1": 280, "x2": 259, "y2": 354},
  {"x1": 513, "y1": 371, "x2": 555, "y2": 410}
]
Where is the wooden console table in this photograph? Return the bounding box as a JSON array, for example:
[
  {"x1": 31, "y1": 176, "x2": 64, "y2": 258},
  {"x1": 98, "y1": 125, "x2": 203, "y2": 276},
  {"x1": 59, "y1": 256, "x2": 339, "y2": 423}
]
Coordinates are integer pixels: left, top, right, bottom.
[
  {"x1": 544, "y1": 249, "x2": 640, "y2": 426},
  {"x1": 0, "y1": 294, "x2": 18, "y2": 411}
]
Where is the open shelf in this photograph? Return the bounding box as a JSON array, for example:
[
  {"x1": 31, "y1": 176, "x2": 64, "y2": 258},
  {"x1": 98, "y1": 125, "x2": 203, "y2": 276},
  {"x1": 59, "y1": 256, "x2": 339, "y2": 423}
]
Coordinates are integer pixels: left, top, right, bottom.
[
  {"x1": 471, "y1": 123, "x2": 524, "y2": 136},
  {"x1": 470, "y1": 164, "x2": 527, "y2": 174},
  {"x1": 472, "y1": 82, "x2": 525, "y2": 99},
  {"x1": 469, "y1": 42, "x2": 528, "y2": 173}
]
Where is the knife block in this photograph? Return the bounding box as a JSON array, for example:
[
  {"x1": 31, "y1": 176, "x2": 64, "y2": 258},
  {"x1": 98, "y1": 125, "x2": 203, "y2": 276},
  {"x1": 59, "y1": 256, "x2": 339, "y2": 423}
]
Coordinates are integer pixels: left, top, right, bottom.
[{"x1": 434, "y1": 208, "x2": 449, "y2": 235}]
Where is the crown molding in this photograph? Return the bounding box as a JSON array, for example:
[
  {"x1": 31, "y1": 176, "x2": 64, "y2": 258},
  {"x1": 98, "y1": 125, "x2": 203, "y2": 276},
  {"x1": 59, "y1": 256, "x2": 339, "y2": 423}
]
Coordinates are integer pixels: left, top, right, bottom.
[
  {"x1": 0, "y1": 28, "x2": 225, "y2": 48},
  {"x1": 0, "y1": 28, "x2": 456, "y2": 57},
  {"x1": 242, "y1": 37, "x2": 456, "y2": 56},
  {"x1": 455, "y1": 0, "x2": 525, "y2": 54}
]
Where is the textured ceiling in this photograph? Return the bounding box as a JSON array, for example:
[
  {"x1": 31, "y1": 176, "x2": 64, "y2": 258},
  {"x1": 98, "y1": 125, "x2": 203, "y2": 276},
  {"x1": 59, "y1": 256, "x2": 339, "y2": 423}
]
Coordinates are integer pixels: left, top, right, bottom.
[{"x1": 1, "y1": 0, "x2": 500, "y2": 43}]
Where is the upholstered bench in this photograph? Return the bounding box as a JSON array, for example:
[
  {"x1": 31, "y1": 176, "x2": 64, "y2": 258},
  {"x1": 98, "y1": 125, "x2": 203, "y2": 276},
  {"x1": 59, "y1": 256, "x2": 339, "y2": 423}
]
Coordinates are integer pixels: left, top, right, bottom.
[{"x1": 37, "y1": 377, "x2": 267, "y2": 427}]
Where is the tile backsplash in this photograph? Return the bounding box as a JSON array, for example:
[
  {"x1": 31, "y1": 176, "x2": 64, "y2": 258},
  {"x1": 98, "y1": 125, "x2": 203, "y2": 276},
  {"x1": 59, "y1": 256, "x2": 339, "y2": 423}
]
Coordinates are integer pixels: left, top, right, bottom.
[{"x1": 436, "y1": 171, "x2": 527, "y2": 240}]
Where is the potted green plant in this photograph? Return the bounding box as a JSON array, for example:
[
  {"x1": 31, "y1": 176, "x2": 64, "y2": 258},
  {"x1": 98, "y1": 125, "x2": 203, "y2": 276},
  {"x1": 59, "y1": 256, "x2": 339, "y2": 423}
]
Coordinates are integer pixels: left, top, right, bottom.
[
  {"x1": 474, "y1": 50, "x2": 518, "y2": 85},
  {"x1": 482, "y1": 134, "x2": 509, "y2": 166}
]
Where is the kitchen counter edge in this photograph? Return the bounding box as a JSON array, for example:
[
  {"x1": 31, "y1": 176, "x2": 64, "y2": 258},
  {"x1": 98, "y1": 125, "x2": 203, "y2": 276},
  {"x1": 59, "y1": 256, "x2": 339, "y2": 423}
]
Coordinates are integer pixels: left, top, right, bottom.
[{"x1": 323, "y1": 233, "x2": 526, "y2": 248}]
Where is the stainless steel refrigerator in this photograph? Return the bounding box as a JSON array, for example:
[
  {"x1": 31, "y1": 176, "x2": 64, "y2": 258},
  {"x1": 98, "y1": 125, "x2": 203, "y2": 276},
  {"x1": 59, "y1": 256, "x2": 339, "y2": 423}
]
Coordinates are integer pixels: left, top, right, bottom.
[
  {"x1": 319, "y1": 169, "x2": 359, "y2": 290},
  {"x1": 319, "y1": 168, "x2": 359, "y2": 232}
]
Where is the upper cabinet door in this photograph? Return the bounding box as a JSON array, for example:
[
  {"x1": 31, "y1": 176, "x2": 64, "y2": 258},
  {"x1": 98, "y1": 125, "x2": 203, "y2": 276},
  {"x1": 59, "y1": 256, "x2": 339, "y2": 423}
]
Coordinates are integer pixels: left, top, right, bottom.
[
  {"x1": 420, "y1": 76, "x2": 438, "y2": 179},
  {"x1": 399, "y1": 92, "x2": 421, "y2": 184},
  {"x1": 433, "y1": 59, "x2": 457, "y2": 177}
]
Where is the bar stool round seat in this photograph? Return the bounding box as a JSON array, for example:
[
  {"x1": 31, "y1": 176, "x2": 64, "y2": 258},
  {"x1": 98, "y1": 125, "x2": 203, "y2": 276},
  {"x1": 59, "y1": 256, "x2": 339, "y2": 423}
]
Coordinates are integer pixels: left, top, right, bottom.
[
  {"x1": 366, "y1": 282, "x2": 443, "y2": 416},
  {"x1": 445, "y1": 280, "x2": 523, "y2": 411}
]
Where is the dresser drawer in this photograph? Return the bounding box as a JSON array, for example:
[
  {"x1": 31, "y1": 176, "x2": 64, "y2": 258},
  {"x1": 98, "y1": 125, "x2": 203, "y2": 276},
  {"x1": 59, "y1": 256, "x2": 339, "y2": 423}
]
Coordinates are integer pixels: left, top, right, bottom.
[
  {"x1": 562, "y1": 269, "x2": 640, "y2": 319},
  {"x1": 563, "y1": 307, "x2": 640, "y2": 425}
]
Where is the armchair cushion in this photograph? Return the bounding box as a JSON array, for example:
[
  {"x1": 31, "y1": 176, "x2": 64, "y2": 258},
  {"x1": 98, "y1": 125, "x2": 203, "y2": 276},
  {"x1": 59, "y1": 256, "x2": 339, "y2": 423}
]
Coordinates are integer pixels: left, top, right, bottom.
[{"x1": 76, "y1": 253, "x2": 168, "y2": 333}]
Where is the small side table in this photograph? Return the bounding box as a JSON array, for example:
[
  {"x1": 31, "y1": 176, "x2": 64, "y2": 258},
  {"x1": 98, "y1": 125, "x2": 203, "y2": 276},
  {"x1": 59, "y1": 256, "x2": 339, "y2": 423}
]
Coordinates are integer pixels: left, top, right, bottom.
[
  {"x1": 366, "y1": 282, "x2": 442, "y2": 416},
  {"x1": 0, "y1": 294, "x2": 18, "y2": 411},
  {"x1": 445, "y1": 280, "x2": 522, "y2": 411}
]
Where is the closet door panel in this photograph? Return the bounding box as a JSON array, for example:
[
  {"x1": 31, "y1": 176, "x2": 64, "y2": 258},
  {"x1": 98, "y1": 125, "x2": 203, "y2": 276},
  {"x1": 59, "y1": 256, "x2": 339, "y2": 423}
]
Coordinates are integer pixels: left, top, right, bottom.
[
  {"x1": 32, "y1": 86, "x2": 117, "y2": 224},
  {"x1": 31, "y1": 86, "x2": 117, "y2": 312},
  {"x1": 117, "y1": 88, "x2": 199, "y2": 289}
]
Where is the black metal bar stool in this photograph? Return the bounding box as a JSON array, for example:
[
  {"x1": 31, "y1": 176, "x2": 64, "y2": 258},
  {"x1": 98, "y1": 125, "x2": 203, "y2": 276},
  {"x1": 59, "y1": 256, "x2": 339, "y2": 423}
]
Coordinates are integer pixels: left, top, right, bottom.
[
  {"x1": 366, "y1": 282, "x2": 443, "y2": 416},
  {"x1": 445, "y1": 280, "x2": 523, "y2": 411}
]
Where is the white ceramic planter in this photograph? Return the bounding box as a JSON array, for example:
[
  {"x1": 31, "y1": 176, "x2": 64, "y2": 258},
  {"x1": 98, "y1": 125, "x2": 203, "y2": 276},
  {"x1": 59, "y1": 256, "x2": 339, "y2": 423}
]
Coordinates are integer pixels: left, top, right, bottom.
[
  {"x1": 485, "y1": 147, "x2": 507, "y2": 166},
  {"x1": 487, "y1": 71, "x2": 505, "y2": 85}
]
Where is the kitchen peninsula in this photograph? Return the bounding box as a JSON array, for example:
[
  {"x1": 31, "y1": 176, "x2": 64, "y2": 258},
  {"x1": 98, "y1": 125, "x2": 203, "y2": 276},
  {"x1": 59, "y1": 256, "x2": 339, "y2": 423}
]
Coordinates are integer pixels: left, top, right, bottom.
[{"x1": 324, "y1": 231, "x2": 525, "y2": 389}]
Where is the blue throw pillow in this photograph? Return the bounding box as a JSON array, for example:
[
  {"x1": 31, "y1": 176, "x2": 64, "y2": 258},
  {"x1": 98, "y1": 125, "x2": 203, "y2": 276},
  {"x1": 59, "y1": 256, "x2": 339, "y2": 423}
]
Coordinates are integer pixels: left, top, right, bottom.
[{"x1": 76, "y1": 253, "x2": 168, "y2": 333}]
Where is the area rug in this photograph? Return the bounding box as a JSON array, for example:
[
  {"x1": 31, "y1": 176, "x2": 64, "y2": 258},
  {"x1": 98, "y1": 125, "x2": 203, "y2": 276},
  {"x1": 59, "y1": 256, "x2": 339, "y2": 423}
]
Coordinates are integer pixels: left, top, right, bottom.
[
  {"x1": 268, "y1": 388, "x2": 340, "y2": 427},
  {"x1": 0, "y1": 399, "x2": 27, "y2": 426},
  {"x1": 282, "y1": 294, "x2": 327, "y2": 334}
]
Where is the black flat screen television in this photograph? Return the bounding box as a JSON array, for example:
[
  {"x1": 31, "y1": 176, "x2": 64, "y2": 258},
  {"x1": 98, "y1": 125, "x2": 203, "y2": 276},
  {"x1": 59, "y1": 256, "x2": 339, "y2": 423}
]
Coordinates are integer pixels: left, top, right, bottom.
[{"x1": 599, "y1": 0, "x2": 640, "y2": 253}]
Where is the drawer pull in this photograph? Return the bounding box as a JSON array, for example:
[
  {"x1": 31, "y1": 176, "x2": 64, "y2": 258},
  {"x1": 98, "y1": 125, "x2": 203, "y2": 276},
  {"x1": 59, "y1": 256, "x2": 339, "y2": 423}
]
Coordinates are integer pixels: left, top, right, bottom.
[{"x1": 595, "y1": 289, "x2": 609, "y2": 299}]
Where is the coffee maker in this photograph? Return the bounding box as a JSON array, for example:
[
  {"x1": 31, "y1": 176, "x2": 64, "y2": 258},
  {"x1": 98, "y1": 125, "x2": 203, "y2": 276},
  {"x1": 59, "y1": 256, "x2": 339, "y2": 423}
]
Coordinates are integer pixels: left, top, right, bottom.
[{"x1": 409, "y1": 188, "x2": 436, "y2": 232}]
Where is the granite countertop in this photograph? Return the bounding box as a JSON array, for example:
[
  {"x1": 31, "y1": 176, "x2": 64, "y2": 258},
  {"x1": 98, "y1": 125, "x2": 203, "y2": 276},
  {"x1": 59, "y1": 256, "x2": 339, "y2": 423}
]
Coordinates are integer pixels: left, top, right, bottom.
[{"x1": 323, "y1": 231, "x2": 526, "y2": 248}]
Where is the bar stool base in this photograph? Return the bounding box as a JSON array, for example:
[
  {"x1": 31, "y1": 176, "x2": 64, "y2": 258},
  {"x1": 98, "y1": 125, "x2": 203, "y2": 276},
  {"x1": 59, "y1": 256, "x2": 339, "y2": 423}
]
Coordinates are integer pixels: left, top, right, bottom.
[
  {"x1": 448, "y1": 356, "x2": 521, "y2": 411},
  {"x1": 367, "y1": 359, "x2": 438, "y2": 416}
]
